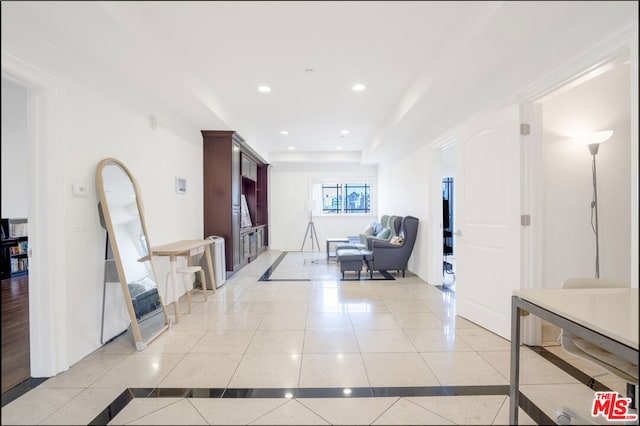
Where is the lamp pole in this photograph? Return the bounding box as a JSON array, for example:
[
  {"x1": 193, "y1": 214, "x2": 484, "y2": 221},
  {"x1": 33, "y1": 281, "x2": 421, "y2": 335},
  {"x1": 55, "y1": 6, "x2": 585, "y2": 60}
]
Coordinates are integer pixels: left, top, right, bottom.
[
  {"x1": 588, "y1": 143, "x2": 600, "y2": 279},
  {"x1": 300, "y1": 208, "x2": 320, "y2": 252},
  {"x1": 578, "y1": 130, "x2": 611, "y2": 279}
]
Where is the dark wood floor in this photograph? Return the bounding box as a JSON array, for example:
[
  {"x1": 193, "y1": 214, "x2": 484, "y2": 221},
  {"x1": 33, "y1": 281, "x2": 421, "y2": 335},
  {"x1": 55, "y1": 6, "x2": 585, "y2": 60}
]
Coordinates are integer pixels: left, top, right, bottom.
[{"x1": 1, "y1": 274, "x2": 30, "y2": 393}]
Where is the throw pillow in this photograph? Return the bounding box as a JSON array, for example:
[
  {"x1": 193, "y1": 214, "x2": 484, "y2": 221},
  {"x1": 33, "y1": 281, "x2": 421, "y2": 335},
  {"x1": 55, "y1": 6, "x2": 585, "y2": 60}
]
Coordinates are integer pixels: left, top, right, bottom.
[
  {"x1": 363, "y1": 224, "x2": 375, "y2": 235},
  {"x1": 376, "y1": 228, "x2": 391, "y2": 239},
  {"x1": 390, "y1": 236, "x2": 404, "y2": 245}
]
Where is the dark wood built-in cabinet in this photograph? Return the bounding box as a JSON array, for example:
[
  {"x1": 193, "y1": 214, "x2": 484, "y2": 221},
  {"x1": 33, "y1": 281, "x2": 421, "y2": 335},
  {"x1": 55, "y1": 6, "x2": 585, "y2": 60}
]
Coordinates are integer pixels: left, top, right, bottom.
[{"x1": 202, "y1": 131, "x2": 269, "y2": 277}]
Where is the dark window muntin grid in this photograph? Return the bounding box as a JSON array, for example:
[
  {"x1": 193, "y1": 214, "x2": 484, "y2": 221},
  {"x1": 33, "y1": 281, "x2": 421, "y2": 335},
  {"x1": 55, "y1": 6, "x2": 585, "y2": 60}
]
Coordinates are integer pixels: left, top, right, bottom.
[
  {"x1": 321, "y1": 183, "x2": 370, "y2": 214},
  {"x1": 322, "y1": 184, "x2": 342, "y2": 214},
  {"x1": 344, "y1": 183, "x2": 370, "y2": 213}
]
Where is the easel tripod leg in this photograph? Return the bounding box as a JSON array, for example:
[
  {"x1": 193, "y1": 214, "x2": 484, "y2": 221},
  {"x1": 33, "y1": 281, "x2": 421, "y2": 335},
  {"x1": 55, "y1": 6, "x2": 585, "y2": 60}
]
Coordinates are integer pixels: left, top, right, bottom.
[{"x1": 300, "y1": 222, "x2": 311, "y2": 251}]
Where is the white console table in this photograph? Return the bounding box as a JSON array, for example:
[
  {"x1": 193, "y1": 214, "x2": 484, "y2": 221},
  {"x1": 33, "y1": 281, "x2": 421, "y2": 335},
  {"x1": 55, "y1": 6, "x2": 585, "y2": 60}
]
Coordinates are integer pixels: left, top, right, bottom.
[{"x1": 509, "y1": 288, "x2": 639, "y2": 424}]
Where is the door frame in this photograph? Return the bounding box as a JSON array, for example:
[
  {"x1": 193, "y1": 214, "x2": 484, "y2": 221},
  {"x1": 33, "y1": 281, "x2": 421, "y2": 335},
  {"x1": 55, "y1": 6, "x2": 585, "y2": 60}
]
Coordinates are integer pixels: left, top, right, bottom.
[
  {"x1": 427, "y1": 135, "x2": 455, "y2": 287},
  {"x1": 516, "y1": 25, "x2": 638, "y2": 343},
  {"x1": 1, "y1": 51, "x2": 69, "y2": 377},
  {"x1": 427, "y1": 24, "x2": 638, "y2": 343},
  {"x1": 516, "y1": 24, "x2": 638, "y2": 291}
]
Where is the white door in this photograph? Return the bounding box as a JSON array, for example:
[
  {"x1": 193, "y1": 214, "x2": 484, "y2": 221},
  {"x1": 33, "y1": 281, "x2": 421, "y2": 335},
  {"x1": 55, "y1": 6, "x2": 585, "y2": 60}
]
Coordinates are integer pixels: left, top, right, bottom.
[{"x1": 455, "y1": 104, "x2": 522, "y2": 340}]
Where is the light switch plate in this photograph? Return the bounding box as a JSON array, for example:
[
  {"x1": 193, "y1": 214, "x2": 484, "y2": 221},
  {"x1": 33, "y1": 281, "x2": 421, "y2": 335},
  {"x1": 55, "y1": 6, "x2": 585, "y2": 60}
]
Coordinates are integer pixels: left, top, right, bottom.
[
  {"x1": 72, "y1": 183, "x2": 89, "y2": 197},
  {"x1": 175, "y1": 177, "x2": 186, "y2": 194}
]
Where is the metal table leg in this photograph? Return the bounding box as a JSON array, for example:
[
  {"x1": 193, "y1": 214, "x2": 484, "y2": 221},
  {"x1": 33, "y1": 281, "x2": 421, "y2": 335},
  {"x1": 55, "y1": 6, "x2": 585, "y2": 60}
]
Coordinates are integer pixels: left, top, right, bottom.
[{"x1": 509, "y1": 295, "x2": 521, "y2": 424}]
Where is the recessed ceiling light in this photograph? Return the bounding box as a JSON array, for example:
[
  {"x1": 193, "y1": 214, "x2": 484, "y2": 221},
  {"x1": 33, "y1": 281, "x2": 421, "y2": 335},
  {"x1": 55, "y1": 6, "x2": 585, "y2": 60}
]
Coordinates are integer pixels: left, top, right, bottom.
[
  {"x1": 336, "y1": 146, "x2": 343, "y2": 150},
  {"x1": 340, "y1": 130, "x2": 349, "y2": 135},
  {"x1": 352, "y1": 83, "x2": 366, "y2": 91},
  {"x1": 288, "y1": 146, "x2": 295, "y2": 150},
  {"x1": 280, "y1": 130, "x2": 289, "y2": 135},
  {"x1": 258, "y1": 85, "x2": 271, "y2": 93}
]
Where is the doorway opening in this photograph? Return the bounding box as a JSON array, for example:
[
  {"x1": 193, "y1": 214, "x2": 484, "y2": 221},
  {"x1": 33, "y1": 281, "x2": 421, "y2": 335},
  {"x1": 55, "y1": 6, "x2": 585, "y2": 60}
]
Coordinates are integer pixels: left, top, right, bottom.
[
  {"x1": 442, "y1": 177, "x2": 455, "y2": 288},
  {"x1": 1, "y1": 77, "x2": 31, "y2": 393}
]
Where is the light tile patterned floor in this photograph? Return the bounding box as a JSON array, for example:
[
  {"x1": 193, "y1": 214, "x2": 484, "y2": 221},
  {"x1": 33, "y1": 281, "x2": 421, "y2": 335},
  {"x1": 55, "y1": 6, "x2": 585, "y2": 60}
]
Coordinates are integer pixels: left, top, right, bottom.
[{"x1": 0, "y1": 250, "x2": 628, "y2": 425}]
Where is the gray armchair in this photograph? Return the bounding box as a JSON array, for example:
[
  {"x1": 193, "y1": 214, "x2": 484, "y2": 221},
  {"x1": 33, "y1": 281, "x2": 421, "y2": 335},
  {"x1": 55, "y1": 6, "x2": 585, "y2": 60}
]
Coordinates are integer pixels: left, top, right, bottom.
[
  {"x1": 336, "y1": 215, "x2": 402, "y2": 252},
  {"x1": 365, "y1": 216, "x2": 419, "y2": 277},
  {"x1": 361, "y1": 215, "x2": 401, "y2": 245}
]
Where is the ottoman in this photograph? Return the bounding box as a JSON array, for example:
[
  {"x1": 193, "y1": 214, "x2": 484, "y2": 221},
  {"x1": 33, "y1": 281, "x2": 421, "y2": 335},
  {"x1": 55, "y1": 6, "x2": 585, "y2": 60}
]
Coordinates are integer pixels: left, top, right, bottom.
[
  {"x1": 337, "y1": 249, "x2": 364, "y2": 279},
  {"x1": 360, "y1": 250, "x2": 374, "y2": 279}
]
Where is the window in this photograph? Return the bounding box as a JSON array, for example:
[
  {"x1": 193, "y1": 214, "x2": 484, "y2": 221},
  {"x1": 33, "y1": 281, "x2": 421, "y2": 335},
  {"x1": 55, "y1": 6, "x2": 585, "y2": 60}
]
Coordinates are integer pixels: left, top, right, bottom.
[
  {"x1": 320, "y1": 182, "x2": 370, "y2": 214},
  {"x1": 322, "y1": 184, "x2": 342, "y2": 214}
]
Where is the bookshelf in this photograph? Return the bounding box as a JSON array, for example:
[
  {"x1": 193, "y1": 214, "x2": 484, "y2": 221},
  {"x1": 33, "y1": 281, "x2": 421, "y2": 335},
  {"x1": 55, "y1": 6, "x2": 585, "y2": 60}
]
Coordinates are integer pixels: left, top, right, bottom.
[
  {"x1": 1, "y1": 218, "x2": 29, "y2": 279},
  {"x1": 202, "y1": 131, "x2": 269, "y2": 276}
]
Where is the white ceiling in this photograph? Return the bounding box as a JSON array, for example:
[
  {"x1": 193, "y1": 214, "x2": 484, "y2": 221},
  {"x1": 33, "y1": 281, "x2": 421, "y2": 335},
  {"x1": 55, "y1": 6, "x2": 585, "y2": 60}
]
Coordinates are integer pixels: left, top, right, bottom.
[{"x1": 2, "y1": 1, "x2": 637, "y2": 163}]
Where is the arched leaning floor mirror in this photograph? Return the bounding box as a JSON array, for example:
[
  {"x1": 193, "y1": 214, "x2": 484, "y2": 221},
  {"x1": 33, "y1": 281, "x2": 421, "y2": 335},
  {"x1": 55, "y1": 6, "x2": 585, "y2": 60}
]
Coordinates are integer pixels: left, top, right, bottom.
[{"x1": 96, "y1": 158, "x2": 169, "y2": 350}]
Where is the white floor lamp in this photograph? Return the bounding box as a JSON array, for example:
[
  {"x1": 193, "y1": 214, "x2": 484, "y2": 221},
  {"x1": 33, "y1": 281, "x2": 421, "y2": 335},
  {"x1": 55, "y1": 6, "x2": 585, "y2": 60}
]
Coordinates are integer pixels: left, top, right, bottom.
[
  {"x1": 581, "y1": 130, "x2": 613, "y2": 279},
  {"x1": 300, "y1": 200, "x2": 320, "y2": 252}
]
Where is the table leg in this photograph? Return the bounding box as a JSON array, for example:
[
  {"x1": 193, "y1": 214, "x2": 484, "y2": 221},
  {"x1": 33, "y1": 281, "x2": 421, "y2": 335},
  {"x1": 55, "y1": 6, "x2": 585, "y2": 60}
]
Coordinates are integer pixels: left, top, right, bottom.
[
  {"x1": 183, "y1": 255, "x2": 192, "y2": 314},
  {"x1": 204, "y1": 245, "x2": 216, "y2": 294},
  {"x1": 170, "y1": 256, "x2": 180, "y2": 323},
  {"x1": 509, "y1": 296, "x2": 521, "y2": 424},
  {"x1": 193, "y1": 251, "x2": 207, "y2": 300}
]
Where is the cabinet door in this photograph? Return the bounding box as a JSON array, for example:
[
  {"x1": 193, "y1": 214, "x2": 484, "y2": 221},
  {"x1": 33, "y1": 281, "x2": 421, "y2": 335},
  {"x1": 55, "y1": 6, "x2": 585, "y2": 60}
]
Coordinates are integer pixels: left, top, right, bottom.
[
  {"x1": 256, "y1": 228, "x2": 263, "y2": 250},
  {"x1": 241, "y1": 154, "x2": 257, "y2": 181},
  {"x1": 250, "y1": 159, "x2": 257, "y2": 181},
  {"x1": 232, "y1": 140, "x2": 241, "y2": 269},
  {"x1": 250, "y1": 232, "x2": 258, "y2": 258},
  {"x1": 241, "y1": 155, "x2": 249, "y2": 179},
  {"x1": 242, "y1": 232, "x2": 251, "y2": 261},
  {"x1": 232, "y1": 208, "x2": 241, "y2": 268},
  {"x1": 232, "y1": 142, "x2": 241, "y2": 208}
]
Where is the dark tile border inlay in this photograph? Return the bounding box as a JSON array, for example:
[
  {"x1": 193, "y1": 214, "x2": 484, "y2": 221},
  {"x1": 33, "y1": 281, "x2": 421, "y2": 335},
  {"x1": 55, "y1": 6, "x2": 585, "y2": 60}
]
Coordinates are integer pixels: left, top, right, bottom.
[
  {"x1": 1, "y1": 377, "x2": 48, "y2": 407},
  {"x1": 222, "y1": 388, "x2": 298, "y2": 398},
  {"x1": 89, "y1": 384, "x2": 549, "y2": 424},
  {"x1": 530, "y1": 345, "x2": 612, "y2": 391},
  {"x1": 434, "y1": 283, "x2": 455, "y2": 295},
  {"x1": 5, "y1": 302, "x2": 609, "y2": 425},
  {"x1": 258, "y1": 251, "x2": 288, "y2": 281},
  {"x1": 83, "y1": 346, "x2": 621, "y2": 425},
  {"x1": 259, "y1": 251, "x2": 395, "y2": 282},
  {"x1": 88, "y1": 389, "x2": 134, "y2": 426},
  {"x1": 519, "y1": 391, "x2": 556, "y2": 425}
]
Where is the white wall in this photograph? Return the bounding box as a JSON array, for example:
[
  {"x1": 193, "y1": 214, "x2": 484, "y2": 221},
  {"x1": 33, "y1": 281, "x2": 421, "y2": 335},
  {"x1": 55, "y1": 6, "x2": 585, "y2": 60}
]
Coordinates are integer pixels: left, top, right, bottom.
[
  {"x1": 2, "y1": 51, "x2": 204, "y2": 368},
  {"x1": 377, "y1": 144, "x2": 435, "y2": 283},
  {"x1": 1, "y1": 78, "x2": 29, "y2": 218},
  {"x1": 269, "y1": 162, "x2": 377, "y2": 251},
  {"x1": 62, "y1": 82, "x2": 203, "y2": 361},
  {"x1": 542, "y1": 63, "x2": 631, "y2": 287}
]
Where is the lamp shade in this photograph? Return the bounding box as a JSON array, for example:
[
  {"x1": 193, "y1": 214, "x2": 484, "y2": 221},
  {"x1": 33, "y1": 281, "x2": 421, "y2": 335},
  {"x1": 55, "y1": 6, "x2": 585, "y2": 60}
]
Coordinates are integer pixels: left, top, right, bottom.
[
  {"x1": 305, "y1": 200, "x2": 318, "y2": 211},
  {"x1": 575, "y1": 130, "x2": 613, "y2": 146}
]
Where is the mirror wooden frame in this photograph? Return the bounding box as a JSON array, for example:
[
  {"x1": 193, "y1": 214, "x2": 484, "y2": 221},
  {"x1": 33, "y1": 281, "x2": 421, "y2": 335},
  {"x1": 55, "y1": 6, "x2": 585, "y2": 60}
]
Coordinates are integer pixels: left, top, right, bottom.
[{"x1": 96, "y1": 158, "x2": 169, "y2": 350}]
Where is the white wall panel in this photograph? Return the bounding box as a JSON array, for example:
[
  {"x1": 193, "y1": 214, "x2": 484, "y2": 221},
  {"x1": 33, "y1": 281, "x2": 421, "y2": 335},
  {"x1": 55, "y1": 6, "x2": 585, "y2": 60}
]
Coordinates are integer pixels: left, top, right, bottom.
[
  {"x1": 377, "y1": 144, "x2": 433, "y2": 283},
  {"x1": 270, "y1": 162, "x2": 377, "y2": 252}
]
